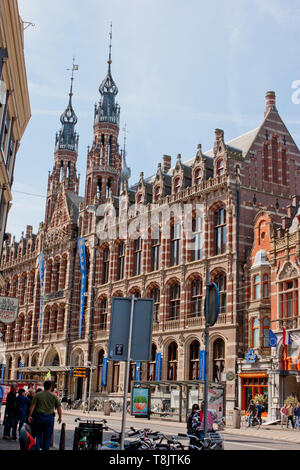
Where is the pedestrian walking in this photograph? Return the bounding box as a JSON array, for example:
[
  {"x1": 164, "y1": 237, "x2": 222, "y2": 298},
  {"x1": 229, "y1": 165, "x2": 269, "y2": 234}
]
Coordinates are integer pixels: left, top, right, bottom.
[
  {"x1": 187, "y1": 403, "x2": 199, "y2": 434},
  {"x1": 192, "y1": 401, "x2": 215, "y2": 438},
  {"x1": 287, "y1": 403, "x2": 295, "y2": 429},
  {"x1": 294, "y1": 403, "x2": 300, "y2": 429},
  {"x1": 27, "y1": 380, "x2": 62, "y2": 451},
  {"x1": 280, "y1": 404, "x2": 288, "y2": 428},
  {"x1": 2, "y1": 384, "x2": 18, "y2": 440},
  {"x1": 255, "y1": 401, "x2": 262, "y2": 426},
  {"x1": 67, "y1": 397, "x2": 72, "y2": 409},
  {"x1": 61, "y1": 395, "x2": 68, "y2": 410},
  {"x1": 247, "y1": 400, "x2": 257, "y2": 427},
  {"x1": 16, "y1": 389, "x2": 30, "y2": 432}
]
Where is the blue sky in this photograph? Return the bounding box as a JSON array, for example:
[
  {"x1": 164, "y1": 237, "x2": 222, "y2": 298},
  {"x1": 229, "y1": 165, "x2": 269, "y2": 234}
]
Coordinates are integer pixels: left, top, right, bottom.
[{"x1": 8, "y1": 0, "x2": 300, "y2": 237}]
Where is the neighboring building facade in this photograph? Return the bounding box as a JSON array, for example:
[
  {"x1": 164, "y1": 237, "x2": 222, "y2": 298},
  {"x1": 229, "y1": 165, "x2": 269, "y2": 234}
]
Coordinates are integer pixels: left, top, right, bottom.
[
  {"x1": 0, "y1": 0, "x2": 31, "y2": 266},
  {"x1": 1, "y1": 40, "x2": 300, "y2": 419},
  {"x1": 238, "y1": 200, "x2": 300, "y2": 420}
]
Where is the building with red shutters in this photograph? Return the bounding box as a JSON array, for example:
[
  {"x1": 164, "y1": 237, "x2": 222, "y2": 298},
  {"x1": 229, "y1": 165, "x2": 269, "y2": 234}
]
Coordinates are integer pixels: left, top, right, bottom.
[{"x1": 1, "y1": 35, "x2": 300, "y2": 419}]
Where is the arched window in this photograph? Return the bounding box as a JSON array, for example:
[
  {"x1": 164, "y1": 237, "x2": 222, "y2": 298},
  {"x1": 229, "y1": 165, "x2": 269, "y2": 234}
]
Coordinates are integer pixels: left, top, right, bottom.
[
  {"x1": 253, "y1": 274, "x2": 261, "y2": 300},
  {"x1": 147, "y1": 344, "x2": 157, "y2": 381},
  {"x1": 168, "y1": 342, "x2": 178, "y2": 380},
  {"x1": 174, "y1": 177, "x2": 181, "y2": 194},
  {"x1": 216, "y1": 159, "x2": 224, "y2": 176},
  {"x1": 251, "y1": 317, "x2": 259, "y2": 348},
  {"x1": 137, "y1": 193, "x2": 143, "y2": 204},
  {"x1": 133, "y1": 237, "x2": 142, "y2": 276},
  {"x1": 263, "y1": 274, "x2": 269, "y2": 298},
  {"x1": 151, "y1": 229, "x2": 161, "y2": 271},
  {"x1": 117, "y1": 242, "x2": 125, "y2": 280},
  {"x1": 154, "y1": 186, "x2": 161, "y2": 202},
  {"x1": 149, "y1": 287, "x2": 160, "y2": 322},
  {"x1": 192, "y1": 215, "x2": 203, "y2": 261},
  {"x1": 170, "y1": 222, "x2": 181, "y2": 266},
  {"x1": 97, "y1": 350, "x2": 105, "y2": 392},
  {"x1": 194, "y1": 168, "x2": 202, "y2": 185},
  {"x1": 170, "y1": 282, "x2": 180, "y2": 320},
  {"x1": 263, "y1": 317, "x2": 270, "y2": 347},
  {"x1": 112, "y1": 362, "x2": 120, "y2": 393},
  {"x1": 190, "y1": 278, "x2": 202, "y2": 317},
  {"x1": 96, "y1": 178, "x2": 102, "y2": 199},
  {"x1": 189, "y1": 340, "x2": 200, "y2": 380},
  {"x1": 214, "y1": 207, "x2": 226, "y2": 255},
  {"x1": 100, "y1": 298, "x2": 108, "y2": 330},
  {"x1": 18, "y1": 316, "x2": 25, "y2": 342},
  {"x1": 213, "y1": 338, "x2": 225, "y2": 383},
  {"x1": 102, "y1": 247, "x2": 110, "y2": 284},
  {"x1": 214, "y1": 273, "x2": 226, "y2": 314}
]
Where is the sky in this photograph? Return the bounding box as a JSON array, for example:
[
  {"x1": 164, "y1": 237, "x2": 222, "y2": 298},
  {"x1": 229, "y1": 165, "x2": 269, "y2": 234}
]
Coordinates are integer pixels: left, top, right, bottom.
[{"x1": 7, "y1": 0, "x2": 300, "y2": 237}]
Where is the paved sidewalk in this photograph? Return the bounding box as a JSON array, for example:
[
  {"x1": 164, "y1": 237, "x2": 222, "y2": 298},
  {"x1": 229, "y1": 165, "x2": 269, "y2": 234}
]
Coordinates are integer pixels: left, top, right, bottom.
[{"x1": 63, "y1": 408, "x2": 300, "y2": 445}]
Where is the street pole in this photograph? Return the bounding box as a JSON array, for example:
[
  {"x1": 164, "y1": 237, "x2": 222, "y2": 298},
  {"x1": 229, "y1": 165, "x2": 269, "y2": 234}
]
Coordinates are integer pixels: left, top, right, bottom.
[
  {"x1": 87, "y1": 365, "x2": 94, "y2": 413},
  {"x1": 120, "y1": 295, "x2": 135, "y2": 451},
  {"x1": 203, "y1": 263, "x2": 210, "y2": 440}
]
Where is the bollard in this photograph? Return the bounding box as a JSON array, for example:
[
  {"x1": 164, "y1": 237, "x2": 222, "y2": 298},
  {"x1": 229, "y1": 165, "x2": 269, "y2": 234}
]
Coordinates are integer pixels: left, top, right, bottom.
[
  {"x1": 233, "y1": 408, "x2": 241, "y2": 429},
  {"x1": 59, "y1": 423, "x2": 66, "y2": 450}
]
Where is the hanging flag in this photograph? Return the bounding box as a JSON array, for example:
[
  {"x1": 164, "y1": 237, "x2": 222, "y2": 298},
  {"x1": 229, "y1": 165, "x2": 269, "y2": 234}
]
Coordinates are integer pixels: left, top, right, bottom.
[
  {"x1": 18, "y1": 362, "x2": 23, "y2": 380},
  {"x1": 101, "y1": 358, "x2": 108, "y2": 387},
  {"x1": 38, "y1": 253, "x2": 45, "y2": 342},
  {"x1": 288, "y1": 333, "x2": 293, "y2": 345},
  {"x1": 78, "y1": 238, "x2": 87, "y2": 339},
  {"x1": 199, "y1": 350, "x2": 206, "y2": 381},
  {"x1": 1, "y1": 364, "x2": 4, "y2": 384},
  {"x1": 45, "y1": 371, "x2": 51, "y2": 381},
  {"x1": 268, "y1": 330, "x2": 278, "y2": 348},
  {"x1": 155, "y1": 353, "x2": 161, "y2": 381},
  {"x1": 135, "y1": 362, "x2": 141, "y2": 382}
]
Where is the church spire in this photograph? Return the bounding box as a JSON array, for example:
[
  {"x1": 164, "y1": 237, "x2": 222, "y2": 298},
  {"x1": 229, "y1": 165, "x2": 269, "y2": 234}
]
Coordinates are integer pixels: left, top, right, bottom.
[
  {"x1": 95, "y1": 23, "x2": 120, "y2": 125},
  {"x1": 55, "y1": 59, "x2": 79, "y2": 152},
  {"x1": 121, "y1": 123, "x2": 131, "y2": 189}
]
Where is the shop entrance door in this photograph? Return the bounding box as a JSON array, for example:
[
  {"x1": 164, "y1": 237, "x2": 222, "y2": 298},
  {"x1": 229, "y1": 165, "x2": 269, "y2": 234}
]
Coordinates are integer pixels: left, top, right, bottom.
[{"x1": 76, "y1": 377, "x2": 83, "y2": 400}]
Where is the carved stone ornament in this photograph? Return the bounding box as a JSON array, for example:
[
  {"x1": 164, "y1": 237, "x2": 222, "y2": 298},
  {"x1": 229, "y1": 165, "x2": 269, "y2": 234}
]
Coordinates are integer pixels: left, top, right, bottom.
[{"x1": 278, "y1": 262, "x2": 298, "y2": 280}]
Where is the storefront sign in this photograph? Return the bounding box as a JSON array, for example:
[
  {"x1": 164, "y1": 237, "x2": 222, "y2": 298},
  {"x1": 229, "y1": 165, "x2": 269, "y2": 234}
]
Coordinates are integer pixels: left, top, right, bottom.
[
  {"x1": 246, "y1": 348, "x2": 258, "y2": 363},
  {"x1": 0, "y1": 296, "x2": 19, "y2": 324},
  {"x1": 131, "y1": 387, "x2": 150, "y2": 416}
]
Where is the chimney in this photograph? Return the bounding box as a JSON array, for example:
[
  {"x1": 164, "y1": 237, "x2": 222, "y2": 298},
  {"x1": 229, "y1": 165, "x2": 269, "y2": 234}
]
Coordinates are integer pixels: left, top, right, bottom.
[
  {"x1": 162, "y1": 155, "x2": 171, "y2": 173},
  {"x1": 265, "y1": 91, "x2": 276, "y2": 116}
]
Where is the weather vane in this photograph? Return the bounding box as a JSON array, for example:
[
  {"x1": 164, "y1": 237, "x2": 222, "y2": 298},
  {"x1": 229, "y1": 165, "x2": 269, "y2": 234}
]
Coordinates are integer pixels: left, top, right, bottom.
[{"x1": 66, "y1": 58, "x2": 79, "y2": 96}]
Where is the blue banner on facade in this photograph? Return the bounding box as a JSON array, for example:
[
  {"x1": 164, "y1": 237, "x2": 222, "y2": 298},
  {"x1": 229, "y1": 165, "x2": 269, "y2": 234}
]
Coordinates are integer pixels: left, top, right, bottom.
[
  {"x1": 135, "y1": 362, "x2": 141, "y2": 381},
  {"x1": 101, "y1": 358, "x2": 108, "y2": 387},
  {"x1": 1, "y1": 364, "x2": 4, "y2": 384},
  {"x1": 267, "y1": 330, "x2": 278, "y2": 348},
  {"x1": 18, "y1": 362, "x2": 23, "y2": 380},
  {"x1": 38, "y1": 253, "x2": 45, "y2": 342},
  {"x1": 199, "y1": 350, "x2": 205, "y2": 381},
  {"x1": 78, "y1": 238, "x2": 87, "y2": 339},
  {"x1": 155, "y1": 353, "x2": 161, "y2": 381}
]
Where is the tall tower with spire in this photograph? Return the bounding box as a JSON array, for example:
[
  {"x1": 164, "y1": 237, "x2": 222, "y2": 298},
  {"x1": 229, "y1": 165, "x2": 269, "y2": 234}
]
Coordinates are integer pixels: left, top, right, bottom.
[
  {"x1": 45, "y1": 61, "x2": 80, "y2": 226},
  {"x1": 85, "y1": 24, "x2": 122, "y2": 205}
]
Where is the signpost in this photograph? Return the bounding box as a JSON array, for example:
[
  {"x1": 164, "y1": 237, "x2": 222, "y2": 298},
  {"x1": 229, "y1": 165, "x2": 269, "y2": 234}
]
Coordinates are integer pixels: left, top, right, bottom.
[
  {"x1": 203, "y1": 266, "x2": 220, "y2": 440},
  {"x1": 0, "y1": 296, "x2": 19, "y2": 324},
  {"x1": 108, "y1": 296, "x2": 154, "y2": 450}
]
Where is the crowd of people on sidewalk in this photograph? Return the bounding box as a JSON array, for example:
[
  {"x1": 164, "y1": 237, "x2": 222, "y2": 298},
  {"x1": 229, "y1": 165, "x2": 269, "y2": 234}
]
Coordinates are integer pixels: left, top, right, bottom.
[
  {"x1": 280, "y1": 402, "x2": 300, "y2": 429},
  {"x1": 0, "y1": 380, "x2": 62, "y2": 450}
]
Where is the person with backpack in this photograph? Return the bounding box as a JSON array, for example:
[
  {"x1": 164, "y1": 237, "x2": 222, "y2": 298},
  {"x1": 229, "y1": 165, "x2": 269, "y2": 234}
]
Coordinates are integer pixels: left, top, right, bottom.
[
  {"x1": 247, "y1": 400, "x2": 257, "y2": 427},
  {"x1": 16, "y1": 389, "x2": 30, "y2": 432},
  {"x1": 187, "y1": 403, "x2": 200, "y2": 434}
]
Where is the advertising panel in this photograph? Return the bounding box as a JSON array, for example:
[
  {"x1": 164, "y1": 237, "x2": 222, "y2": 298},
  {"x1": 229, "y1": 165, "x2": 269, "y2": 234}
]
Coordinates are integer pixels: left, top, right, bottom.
[
  {"x1": 0, "y1": 296, "x2": 19, "y2": 324},
  {"x1": 131, "y1": 387, "x2": 150, "y2": 416}
]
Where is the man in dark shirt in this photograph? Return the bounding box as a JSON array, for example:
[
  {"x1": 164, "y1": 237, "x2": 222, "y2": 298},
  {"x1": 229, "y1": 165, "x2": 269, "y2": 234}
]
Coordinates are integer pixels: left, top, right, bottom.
[
  {"x1": 28, "y1": 380, "x2": 62, "y2": 451},
  {"x1": 16, "y1": 389, "x2": 30, "y2": 431},
  {"x1": 3, "y1": 384, "x2": 17, "y2": 440}
]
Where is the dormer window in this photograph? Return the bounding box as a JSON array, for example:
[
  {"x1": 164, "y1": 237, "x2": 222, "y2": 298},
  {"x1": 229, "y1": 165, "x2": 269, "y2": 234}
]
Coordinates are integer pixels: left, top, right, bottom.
[
  {"x1": 154, "y1": 186, "x2": 161, "y2": 202},
  {"x1": 174, "y1": 177, "x2": 181, "y2": 194},
  {"x1": 216, "y1": 159, "x2": 224, "y2": 176},
  {"x1": 194, "y1": 168, "x2": 202, "y2": 185}
]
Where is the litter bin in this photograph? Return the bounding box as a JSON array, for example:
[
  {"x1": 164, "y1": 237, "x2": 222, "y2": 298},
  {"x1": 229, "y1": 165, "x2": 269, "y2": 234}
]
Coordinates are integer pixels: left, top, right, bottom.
[
  {"x1": 104, "y1": 400, "x2": 111, "y2": 416},
  {"x1": 233, "y1": 408, "x2": 241, "y2": 429}
]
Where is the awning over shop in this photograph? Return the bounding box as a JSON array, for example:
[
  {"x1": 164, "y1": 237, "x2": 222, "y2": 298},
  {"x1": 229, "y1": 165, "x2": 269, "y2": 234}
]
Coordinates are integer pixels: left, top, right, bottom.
[
  {"x1": 239, "y1": 372, "x2": 268, "y2": 378},
  {"x1": 16, "y1": 366, "x2": 70, "y2": 374}
]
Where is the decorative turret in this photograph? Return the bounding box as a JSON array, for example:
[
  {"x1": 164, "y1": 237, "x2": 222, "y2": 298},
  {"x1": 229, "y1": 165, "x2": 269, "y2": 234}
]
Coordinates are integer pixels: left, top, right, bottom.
[
  {"x1": 55, "y1": 60, "x2": 79, "y2": 152},
  {"x1": 94, "y1": 24, "x2": 120, "y2": 126},
  {"x1": 120, "y1": 123, "x2": 131, "y2": 190}
]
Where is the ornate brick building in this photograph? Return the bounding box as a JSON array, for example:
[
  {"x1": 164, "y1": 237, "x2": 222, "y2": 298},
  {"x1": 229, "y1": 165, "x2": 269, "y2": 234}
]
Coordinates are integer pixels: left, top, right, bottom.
[{"x1": 1, "y1": 40, "x2": 300, "y2": 418}]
